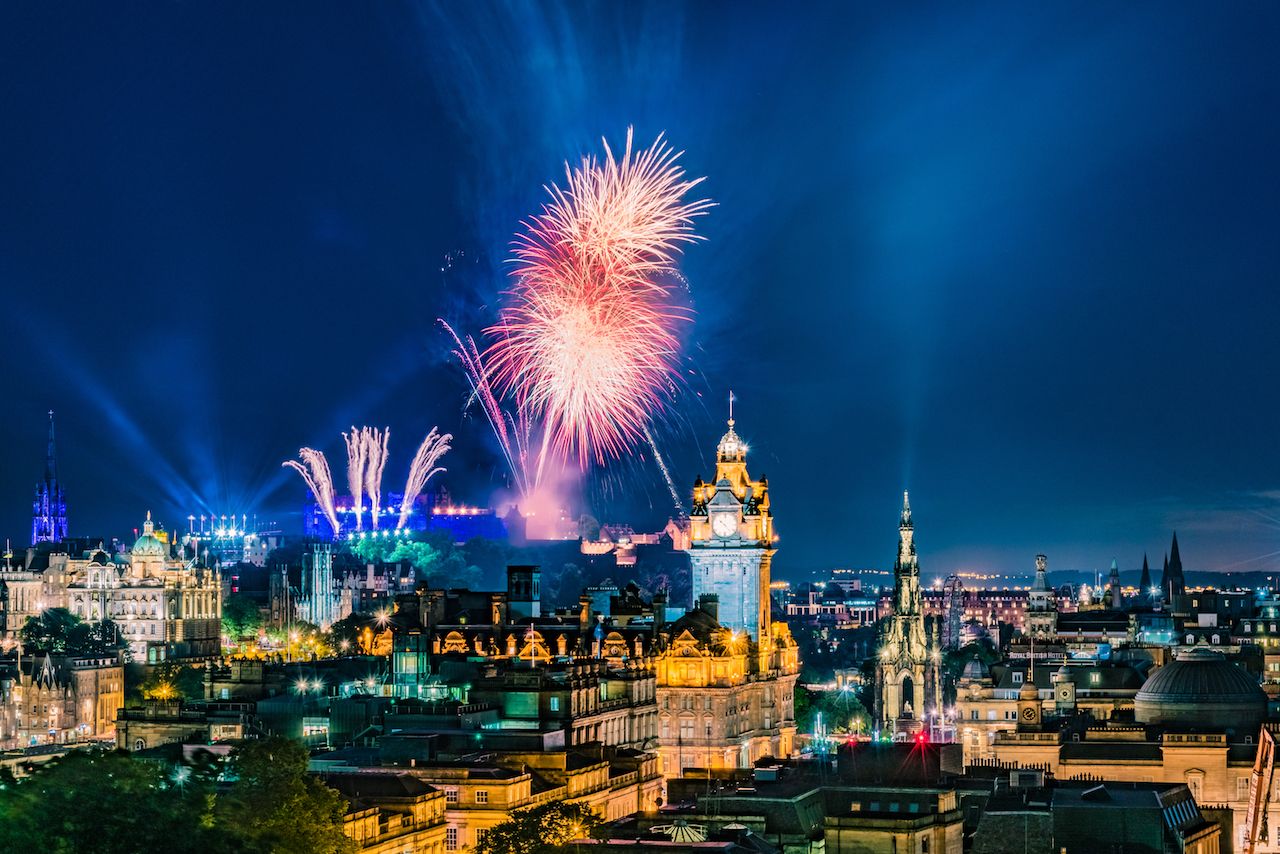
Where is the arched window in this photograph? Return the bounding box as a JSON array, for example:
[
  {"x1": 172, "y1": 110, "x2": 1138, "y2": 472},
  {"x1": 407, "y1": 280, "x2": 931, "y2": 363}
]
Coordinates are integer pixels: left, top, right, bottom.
[
  {"x1": 1186, "y1": 634, "x2": 1195, "y2": 644},
  {"x1": 1212, "y1": 635, "x2": 1221, "y2": 645},
  {"x1": 134, "y1": 738, "x2": 146, "y2": 751}
]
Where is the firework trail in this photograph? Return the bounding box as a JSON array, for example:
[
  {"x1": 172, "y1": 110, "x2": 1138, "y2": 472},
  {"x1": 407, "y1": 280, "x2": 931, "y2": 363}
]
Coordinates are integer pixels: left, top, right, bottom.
[
  {"x1": 363, "y1": 427, "x2": 390, "y2": 529},
  {"x1": 399, "y1": 428, "x2": 453, "y2": 529},
  {"x1": 486, "y1": 129, "x2": 711, "y2": 475},
  {"x1": 343, "y1": 428, "x2": 368, "y2": 531},
  {"x1": 642, "y1": 422, "x2": 684, "y2": 514},
  {"x1": 282, "y1": 448, "x2": 340, "y2": 535},
  {"x1": 441, "y1": 319, "x2": 533, "y2": 496}
]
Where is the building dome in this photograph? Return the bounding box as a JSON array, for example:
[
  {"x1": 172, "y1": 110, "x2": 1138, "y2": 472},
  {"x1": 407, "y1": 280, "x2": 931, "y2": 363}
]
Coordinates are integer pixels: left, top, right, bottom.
[
  {"x1": 1134, "y1": 647, "x2": 1266, "y2": 732},
  {"x1": 961, "y1": 655, "x2": 989, "y2": 682},
  {"x1": 717, "y1": 419, "x2": 746, "y2": 461},
  {"x1": 132, "y1": 512, "x2": 168, "y2": 558}
]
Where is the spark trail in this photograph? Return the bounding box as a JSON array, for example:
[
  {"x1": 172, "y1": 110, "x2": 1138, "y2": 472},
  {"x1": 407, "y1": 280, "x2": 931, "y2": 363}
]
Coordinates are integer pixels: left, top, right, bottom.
[
  {"x1": 399, "y1": 428, "x2": 453, "y2": 529},
  {"x1": 642, "y1": 423, "x2": 684, "y2": 515},
  {"x1": 343, "y1": 428, "x2": 368, "y2": 530},
  {"x1": 282, "y1": 448, "x2": 340, "y2": 535},
  {"x1": 363, "y1": 427, "x2": 390, "y2": 529}
]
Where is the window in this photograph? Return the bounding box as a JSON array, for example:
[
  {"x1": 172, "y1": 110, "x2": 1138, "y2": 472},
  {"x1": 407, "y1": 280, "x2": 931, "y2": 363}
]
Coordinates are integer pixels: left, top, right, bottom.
[
  {"x1": 475, "y1": 790, "x2": 488, "y2": 804},
  {"x1": 1239, "y1": 777, "x2": 1252, "y2": 800},
  {"x1": 445, "y1": 827, "x2": 458, "y2": 850},
  {"x1": 680, "y1": 719, "x2": 695, "y2": 741},
  {"x1": 971, "y1": 710, "x2": 978, "y2": 720},
  {"x1": 1187, "y1": 635, "x2": 1195, "y2": 644},
  {"x1": 1012, "y1": 672, "x2": 1023, "y2": 684},
  {"x1": 549, "y1": 697, "x2": 560, "y2": 712},
  {"x1": 1212, "y1": 635, "x2": 1221, "y2": 645},
  {"x1": 1090, "y1": 672, "x2": 1101, "y2": 685},
  {"x1": 445, "y1": 788, "x2": 458, "y2": 804},
  {"x1": 476, "y1": 829, "x2": 488, "y2": 846}
]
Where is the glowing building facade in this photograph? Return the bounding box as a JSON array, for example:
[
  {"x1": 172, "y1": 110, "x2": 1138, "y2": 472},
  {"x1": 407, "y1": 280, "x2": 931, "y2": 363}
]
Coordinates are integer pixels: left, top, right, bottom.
[
  {"x1": 687, "y1": 414, "x2": 774, "y2": 643},
  {"x1": 656, "y1": 414, "x2": 798, "y2": 773},
  {"x1": 65, "y1": 513, "x2": 222, "y2": 663}
]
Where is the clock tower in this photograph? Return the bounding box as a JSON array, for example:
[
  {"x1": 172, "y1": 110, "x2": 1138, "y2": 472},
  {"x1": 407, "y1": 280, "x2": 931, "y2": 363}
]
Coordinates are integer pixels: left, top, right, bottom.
[{"x1": 688, "y1": 405, "x2": 774, "y2": 643}]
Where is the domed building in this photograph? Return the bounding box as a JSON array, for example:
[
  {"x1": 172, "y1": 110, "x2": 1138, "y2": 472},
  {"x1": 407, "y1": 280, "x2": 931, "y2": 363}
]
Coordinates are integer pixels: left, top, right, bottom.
[
  {"x1": 1134, "y1": 646, "x2": 1266, "y2": 733},
  {"x1": 66, "y1": 513, "x2": 222, "y2": 663}
]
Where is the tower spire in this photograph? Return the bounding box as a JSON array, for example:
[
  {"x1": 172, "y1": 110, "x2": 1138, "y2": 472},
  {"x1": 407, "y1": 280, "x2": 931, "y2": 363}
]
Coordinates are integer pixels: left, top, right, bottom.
[
  {"x1": 900, "y1": 491, "x2": 912, "y2": 527},
  {"x1": 46, "y1": 410, "x2": 57, "y2": 484}
]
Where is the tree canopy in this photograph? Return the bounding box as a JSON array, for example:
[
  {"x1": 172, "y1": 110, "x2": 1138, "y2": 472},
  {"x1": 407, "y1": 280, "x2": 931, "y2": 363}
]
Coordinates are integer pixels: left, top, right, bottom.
[
  {"x1": 475, "y1": 800, "x2": 602, "y2": 854},
  {"x1": 0, "y1": 738, "x2": 354, "y2": 854},
  {"x1": 222, "y1": 592, "x2": 263, "y2": 640},
  {"x1": 20, "y1": 607, "x2": 128, "y2": 657},
  {"x1": 349, "y1": 529, "x2": 483, "y2": 589}
]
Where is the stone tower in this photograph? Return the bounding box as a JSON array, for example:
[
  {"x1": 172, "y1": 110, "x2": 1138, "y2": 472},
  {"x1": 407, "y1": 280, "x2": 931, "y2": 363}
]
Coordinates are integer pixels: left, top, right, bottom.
[
  {"x1": 1026, "y1": 554, "x2": 1057, "y2": 639},
  {"x1": 689, "y1": 402, "x2": 774, "y2": 643},
  {"x1": 874, "y1": 492, "x2": 941, "y2": 734}
]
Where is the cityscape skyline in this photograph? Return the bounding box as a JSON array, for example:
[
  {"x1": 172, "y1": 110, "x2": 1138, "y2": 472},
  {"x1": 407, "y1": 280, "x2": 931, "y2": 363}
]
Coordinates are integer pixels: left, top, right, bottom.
[{"x1": 2, "y1": 2, "x2": 1278, "y2": 575}]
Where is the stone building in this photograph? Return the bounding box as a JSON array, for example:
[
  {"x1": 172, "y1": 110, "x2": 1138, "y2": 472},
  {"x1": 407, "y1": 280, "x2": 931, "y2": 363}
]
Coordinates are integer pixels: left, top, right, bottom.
[
  {"x1": 321, "y1": 770, "x2": 449, "y2": 854},
  {"x1": 0, "y1": 652, "x2": 123, "y2": 747},
  {"x1": 990, "y1": 648, "x2": 1268, "y2": 853},
  {"x1": 66, "y1": 513, "x2": 222, "y2": 662},
  {"x1": 656, "y1": 414, "x2": 799, "y2": 774}
]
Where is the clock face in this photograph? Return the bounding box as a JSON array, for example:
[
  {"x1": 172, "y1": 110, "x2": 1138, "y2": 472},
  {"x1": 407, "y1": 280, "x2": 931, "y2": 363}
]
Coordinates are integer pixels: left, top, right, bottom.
[
  {"x1": 1021, "y1": 707, "x2": 1037, "y2": 721},
  {"x1": 712, "y1": 513, "x2": 736, "y2": 537}
]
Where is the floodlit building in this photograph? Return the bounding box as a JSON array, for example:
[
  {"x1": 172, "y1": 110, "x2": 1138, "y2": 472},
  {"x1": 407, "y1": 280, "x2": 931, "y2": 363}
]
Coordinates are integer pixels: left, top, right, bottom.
[{"x1": 66, "y1": 513, "x2": 222, "y2": 662}]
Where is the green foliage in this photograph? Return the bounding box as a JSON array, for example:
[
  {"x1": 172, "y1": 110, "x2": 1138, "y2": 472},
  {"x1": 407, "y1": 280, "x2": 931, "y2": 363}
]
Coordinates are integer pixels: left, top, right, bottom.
[
  {"x1": 795, "y1": 685, "x2": 869, "y2": 734},
  {"x1": 0, "y1": 738, "x2": 354, "y2": 854},
  {"x1": 222, "y1": 593, "x2": 263, "y2": 640},
  {"x1": 0, "y1": 750, "x2": 218, "y2": 853},
  {"x1": 349, "y1": 530, "x2": 481, "y2": 589},
  {"x1": 220, "y1": 738, "x2": 354, "y2": 854},
  {"x1": 20, "y1": 607, "x2": 128, "y2": 657},
  {"x1": 475, "y1": 800, "x2": 602, "y2": 854}
]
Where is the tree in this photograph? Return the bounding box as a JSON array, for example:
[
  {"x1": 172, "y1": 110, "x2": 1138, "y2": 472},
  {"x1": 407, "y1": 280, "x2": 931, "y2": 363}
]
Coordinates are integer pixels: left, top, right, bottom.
[
  {"x1": 476, "y1": 801, "x2": 602, "y2": 854},
  {"x1": 795, "y1": 685, "x2": 869, "y2": 735},
  {"x1": 217, "y1": 737, "x2": 354, "y2": 854},
  {"x1": 133, "y1": 663, "x2": 205, "y2": 702},
  {"x1": 20, "y1": 607, "x2": 128, "y2": 657},
  {"x1": 222, "y1": 593, "x2": 263, "y2": 640},
  {"x1": 0, "y1": 750, "x2": 218, "y2": 854},
  {"x1": 0, "y1": 739, "x2": 354, "y2": 854}
]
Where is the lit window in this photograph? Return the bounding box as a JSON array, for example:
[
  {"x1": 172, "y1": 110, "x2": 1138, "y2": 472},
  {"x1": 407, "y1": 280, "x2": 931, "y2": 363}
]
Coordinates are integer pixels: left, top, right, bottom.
[{"x1": 549, "y1": 697, "x2": 560, "y2": 712}]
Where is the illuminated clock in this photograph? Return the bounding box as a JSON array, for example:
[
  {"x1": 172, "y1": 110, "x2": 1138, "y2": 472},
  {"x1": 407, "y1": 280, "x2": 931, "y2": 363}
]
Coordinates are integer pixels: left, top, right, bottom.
[
  {"x1": 1058, "y1": 688, "x2": 1072, "y2": 701},
  {"x1": 1021, "y1": 707, "x2": 1038, "y2": 721},
  {"x1": 712, "y1": 513, "x2": 736, "y2": 538}
]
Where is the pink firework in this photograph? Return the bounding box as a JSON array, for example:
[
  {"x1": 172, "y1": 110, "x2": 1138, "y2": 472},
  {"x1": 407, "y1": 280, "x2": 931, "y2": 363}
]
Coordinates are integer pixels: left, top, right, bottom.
[{"x1": 485, "y1": 129, "x2": 711, "y2": 471}]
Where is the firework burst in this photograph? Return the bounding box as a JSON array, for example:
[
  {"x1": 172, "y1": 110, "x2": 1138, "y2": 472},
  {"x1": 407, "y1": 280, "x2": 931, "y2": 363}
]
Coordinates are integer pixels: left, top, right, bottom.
[{"x1": 484, "y1": 129, "x2": 711, "y2": 475}]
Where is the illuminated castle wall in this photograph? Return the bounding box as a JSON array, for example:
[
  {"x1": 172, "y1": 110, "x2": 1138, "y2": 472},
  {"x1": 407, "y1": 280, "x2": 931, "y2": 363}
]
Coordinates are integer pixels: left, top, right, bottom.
[{"x1": 31, "y1": 410, "x2": 68, "y2": 546}]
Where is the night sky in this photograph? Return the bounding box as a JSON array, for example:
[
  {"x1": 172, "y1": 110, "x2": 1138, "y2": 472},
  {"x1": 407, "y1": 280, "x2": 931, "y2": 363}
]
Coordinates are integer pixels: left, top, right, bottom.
[{"x1": 2, "y1": 2, "x2": 1278, "y2": 578}]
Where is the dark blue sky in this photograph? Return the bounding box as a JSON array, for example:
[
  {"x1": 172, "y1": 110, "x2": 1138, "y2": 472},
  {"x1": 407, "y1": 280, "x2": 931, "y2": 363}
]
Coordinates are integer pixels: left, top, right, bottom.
[{"x1": 2, "y1": 2, "x2": 1278, "y2": 578}]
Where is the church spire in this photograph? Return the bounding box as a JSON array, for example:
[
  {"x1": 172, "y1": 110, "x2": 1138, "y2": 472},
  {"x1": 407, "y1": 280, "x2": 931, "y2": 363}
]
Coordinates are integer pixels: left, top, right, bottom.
[
  {"x1": 32, "y1": 409, "x2": 68, "y2": 546},
  {"x1": 900, "y1": 491, "x2": 912, "y2": 528},
  {"x1": 45, "y1": 410, "x2": 58, "y2": 484},
  {"x1": 1139, "y1": 553, "x2": 1152, "y2": 598}
]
